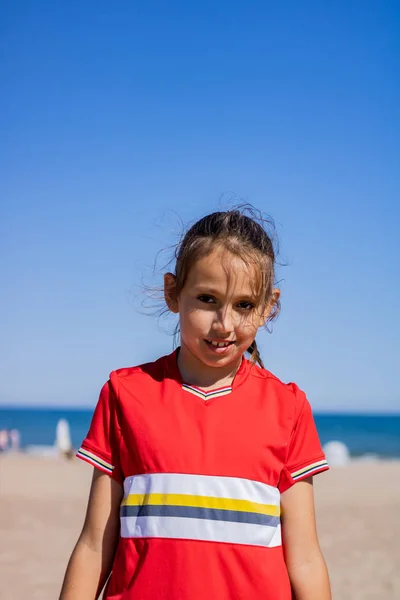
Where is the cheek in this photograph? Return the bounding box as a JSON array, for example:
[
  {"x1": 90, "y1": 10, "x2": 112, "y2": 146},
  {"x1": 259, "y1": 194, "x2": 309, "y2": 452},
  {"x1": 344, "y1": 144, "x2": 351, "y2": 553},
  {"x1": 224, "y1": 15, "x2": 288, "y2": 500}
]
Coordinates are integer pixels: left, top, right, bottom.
[
  {"x1": 180, "y1": 307, "x2": 211, "y2": 331},
  {"x1": 236, "y1": 315, "x2": 260, "y2": 336}
]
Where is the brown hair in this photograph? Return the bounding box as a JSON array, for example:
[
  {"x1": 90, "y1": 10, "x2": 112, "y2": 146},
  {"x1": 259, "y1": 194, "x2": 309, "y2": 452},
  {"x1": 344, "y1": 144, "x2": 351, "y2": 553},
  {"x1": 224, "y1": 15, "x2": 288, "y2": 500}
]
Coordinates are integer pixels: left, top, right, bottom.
[{"x1": 167, "y1": 205, "x2": 280, "y2": 368}]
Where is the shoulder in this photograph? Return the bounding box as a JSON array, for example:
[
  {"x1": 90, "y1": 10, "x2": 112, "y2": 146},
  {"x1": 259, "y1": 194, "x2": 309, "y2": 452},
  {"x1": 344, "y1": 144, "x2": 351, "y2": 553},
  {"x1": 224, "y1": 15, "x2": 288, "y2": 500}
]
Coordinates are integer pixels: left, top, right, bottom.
[
  {"x1": 107, "y1": 353, "x2": 171, "y2": 394},
  {"x1": 248, "y1": 363, "x2": 307, "y2": 417}
]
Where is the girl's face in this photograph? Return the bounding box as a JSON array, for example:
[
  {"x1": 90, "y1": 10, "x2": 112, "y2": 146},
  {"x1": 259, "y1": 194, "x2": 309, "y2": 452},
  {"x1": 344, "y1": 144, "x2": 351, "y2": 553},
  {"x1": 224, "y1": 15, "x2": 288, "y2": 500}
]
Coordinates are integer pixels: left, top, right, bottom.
[{"x1": 165, "y1": 247, "x2": 274, "y2": 380}]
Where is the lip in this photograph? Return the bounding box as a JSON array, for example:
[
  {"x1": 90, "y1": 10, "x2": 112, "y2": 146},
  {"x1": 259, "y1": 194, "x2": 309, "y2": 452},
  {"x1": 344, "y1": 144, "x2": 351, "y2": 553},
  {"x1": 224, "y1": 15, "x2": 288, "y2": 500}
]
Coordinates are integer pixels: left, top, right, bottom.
[{"x1": 204, "y1": 339, "x2": 235, "y2": 354}]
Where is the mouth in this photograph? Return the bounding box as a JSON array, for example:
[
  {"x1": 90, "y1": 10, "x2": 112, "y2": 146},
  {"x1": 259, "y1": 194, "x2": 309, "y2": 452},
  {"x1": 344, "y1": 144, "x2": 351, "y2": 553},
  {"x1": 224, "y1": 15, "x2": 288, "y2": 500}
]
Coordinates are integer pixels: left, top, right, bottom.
[{"x1": 205, "y1": 340, "x2": 234, "y2": 348}]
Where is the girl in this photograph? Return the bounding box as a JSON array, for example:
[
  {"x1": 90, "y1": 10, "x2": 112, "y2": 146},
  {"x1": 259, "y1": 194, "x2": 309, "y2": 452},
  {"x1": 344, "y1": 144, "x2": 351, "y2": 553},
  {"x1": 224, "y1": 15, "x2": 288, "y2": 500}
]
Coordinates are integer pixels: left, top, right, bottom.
[{"x1": 59, "y1": 208, "x2": 331, "y2": 599}]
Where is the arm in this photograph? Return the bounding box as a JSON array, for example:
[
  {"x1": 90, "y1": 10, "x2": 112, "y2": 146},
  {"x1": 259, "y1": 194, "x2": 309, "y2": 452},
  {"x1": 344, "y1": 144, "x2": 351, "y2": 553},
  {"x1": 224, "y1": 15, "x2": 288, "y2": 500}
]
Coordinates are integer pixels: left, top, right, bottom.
[
  {"x1": 281, "y1": 477, "x2": 331, "y2": 600},
  {"x1": 59, "y1": 468, "x2": 123, "y2": 600}
]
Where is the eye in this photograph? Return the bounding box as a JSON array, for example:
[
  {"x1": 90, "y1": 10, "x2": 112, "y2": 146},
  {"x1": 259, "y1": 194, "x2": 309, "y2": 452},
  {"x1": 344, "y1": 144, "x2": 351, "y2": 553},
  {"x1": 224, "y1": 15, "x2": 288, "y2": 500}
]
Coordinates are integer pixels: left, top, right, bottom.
[
  {"x1": 237, "y1": 301, "x2": 255, "y2": 311},
  {"x1": 197, "y1": 295, "x2": 216, "y2": 304}
]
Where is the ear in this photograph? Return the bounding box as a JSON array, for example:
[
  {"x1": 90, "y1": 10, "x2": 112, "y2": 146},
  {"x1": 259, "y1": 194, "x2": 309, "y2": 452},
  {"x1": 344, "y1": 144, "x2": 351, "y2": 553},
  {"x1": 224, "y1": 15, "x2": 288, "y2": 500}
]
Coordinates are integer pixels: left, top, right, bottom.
[
  {"x1": 259, "y1": 288, "x2": 280, "y2": 327},
  {"x1": 164, "y1": 273, "x2": 179, "y2": 313}
]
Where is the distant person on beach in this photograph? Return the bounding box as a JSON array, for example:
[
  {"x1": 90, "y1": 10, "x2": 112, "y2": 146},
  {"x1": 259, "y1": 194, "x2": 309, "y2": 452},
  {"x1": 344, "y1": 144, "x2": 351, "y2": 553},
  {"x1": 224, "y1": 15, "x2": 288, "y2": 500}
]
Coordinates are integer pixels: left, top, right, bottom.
[
  {"x1": 59, "y1": 207, "x2": 331, "y2": 599},
  {"x1": 0, "y1": 429, "x2": 8, "y2": 452},
  {"x1": 9, "y1": 429, "x2": 20, "y2": 452}
]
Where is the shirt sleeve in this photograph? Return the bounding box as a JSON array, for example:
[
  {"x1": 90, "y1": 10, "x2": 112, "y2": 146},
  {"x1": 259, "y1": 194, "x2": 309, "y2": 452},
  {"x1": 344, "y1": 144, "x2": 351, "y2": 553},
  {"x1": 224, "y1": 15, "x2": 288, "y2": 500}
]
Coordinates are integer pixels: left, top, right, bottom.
[
  {"x1": 278, "y1": 386, "x2": 329, "y2": 493},
  {"x1": 76, "y1": 378, "x2": 123, "y2": 484}
]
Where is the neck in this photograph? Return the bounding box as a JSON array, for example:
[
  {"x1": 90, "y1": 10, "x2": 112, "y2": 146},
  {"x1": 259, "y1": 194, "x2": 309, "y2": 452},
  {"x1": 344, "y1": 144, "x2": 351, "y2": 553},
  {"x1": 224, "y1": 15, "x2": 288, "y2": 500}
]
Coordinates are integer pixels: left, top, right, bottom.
[{"x1": 177, "y1": 345, "x2": 242, "y2": 390}]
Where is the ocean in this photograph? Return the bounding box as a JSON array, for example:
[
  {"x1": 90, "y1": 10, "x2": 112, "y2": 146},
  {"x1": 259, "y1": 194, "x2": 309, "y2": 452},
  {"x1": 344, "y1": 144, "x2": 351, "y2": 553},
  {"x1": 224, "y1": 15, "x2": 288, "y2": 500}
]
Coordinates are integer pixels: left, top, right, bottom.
[{"x1": 1, "y1": 407, "x2": 400, "y2": 458}]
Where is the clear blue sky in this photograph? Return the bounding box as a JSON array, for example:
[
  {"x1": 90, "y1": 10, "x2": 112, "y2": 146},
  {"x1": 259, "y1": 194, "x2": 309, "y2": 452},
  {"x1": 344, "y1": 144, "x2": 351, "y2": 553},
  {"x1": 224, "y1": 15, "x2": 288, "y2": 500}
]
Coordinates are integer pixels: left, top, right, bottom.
[{"x1": 1, "y1": 1, "x2": 399, "y2": 411}]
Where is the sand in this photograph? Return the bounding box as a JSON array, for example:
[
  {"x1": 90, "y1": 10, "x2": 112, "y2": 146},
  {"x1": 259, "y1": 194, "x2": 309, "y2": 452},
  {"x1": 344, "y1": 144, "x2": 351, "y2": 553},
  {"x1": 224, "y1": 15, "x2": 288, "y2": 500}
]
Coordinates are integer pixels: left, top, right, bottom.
[{"x1": 1, "y1": 454, "x2": 399, "y2": 599}]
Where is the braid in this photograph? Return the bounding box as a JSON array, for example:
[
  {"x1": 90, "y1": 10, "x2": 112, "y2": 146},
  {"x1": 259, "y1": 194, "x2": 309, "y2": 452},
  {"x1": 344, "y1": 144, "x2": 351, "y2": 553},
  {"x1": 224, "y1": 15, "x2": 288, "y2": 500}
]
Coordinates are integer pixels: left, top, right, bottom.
[{"x1": 247, "y1": 340, "x2": 265, "y2": 369}]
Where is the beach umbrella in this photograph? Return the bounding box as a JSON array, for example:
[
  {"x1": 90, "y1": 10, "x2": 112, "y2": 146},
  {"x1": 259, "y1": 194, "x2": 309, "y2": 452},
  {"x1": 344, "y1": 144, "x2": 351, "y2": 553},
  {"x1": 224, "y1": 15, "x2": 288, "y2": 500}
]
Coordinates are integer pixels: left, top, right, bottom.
[
  {"x1": 55, "y1": 419, "x2": 72, "y2": 456},
  {"x1": 323, "y1": 440, "x2": 350, "y2": 467}
]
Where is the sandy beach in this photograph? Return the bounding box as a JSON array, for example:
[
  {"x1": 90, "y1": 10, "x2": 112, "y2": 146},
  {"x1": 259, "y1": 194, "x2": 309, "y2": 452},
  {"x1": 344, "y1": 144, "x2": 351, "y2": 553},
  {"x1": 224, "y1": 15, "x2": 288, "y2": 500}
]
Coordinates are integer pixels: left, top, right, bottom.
[{"x1": 1, "y1": 454, "x2": 399, "y2": 599}]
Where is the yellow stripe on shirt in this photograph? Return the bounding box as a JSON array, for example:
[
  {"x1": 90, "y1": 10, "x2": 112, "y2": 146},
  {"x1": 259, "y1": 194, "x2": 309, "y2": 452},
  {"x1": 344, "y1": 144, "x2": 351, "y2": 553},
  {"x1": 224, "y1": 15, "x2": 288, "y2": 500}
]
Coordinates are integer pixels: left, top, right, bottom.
[{"x1": 121, "y1": 492, "x2": 280, "y2": 517}]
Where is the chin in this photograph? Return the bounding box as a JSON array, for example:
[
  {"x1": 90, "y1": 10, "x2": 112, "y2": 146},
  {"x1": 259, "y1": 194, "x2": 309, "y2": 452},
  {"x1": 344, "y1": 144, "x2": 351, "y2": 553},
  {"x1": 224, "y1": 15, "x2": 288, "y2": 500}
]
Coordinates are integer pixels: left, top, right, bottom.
[{"x1": 203, "y1": 350, "x2": 243, "y2": 367}]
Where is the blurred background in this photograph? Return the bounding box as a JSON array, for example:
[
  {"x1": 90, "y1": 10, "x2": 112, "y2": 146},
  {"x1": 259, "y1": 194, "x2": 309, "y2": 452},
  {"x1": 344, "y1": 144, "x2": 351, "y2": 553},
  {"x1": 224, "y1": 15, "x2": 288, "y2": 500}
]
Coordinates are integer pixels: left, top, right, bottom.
[{"x1": 1, "y1": 1, "x2": 399, "y2": 599}]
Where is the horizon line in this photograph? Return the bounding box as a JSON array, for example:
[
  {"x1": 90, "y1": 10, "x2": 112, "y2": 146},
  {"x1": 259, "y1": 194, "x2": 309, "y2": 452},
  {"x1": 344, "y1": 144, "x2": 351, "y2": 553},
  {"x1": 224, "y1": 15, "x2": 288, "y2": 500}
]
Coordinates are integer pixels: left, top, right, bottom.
[{"x1": 0, "y1": 404, "x2": 399, "y2": 416}]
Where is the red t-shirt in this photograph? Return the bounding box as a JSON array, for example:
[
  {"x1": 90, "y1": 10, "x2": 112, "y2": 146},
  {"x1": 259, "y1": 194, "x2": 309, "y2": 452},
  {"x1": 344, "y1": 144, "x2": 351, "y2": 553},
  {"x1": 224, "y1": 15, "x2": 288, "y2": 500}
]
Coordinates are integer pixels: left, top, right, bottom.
[{"x1": 77, "y1": 350, "x2": 329, "y2": 600}]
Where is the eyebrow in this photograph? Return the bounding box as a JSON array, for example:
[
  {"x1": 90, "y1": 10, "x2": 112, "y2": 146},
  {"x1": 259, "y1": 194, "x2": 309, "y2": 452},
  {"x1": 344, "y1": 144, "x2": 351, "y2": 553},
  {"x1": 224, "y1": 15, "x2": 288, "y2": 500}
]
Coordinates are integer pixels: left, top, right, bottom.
[
  {"x1": 192, "y1": 286, "x2": 258, "y2": 302},
  {"x1": 192, "y1": 286, "x2": 221, "y2": 294}
]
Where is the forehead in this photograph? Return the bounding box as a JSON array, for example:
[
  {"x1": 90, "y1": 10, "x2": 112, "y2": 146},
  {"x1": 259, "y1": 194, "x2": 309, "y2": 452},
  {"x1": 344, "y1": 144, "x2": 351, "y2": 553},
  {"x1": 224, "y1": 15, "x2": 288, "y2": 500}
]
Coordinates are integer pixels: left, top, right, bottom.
[{"x1": 184, "y1": 248, "x2": 259, "y2": 294}]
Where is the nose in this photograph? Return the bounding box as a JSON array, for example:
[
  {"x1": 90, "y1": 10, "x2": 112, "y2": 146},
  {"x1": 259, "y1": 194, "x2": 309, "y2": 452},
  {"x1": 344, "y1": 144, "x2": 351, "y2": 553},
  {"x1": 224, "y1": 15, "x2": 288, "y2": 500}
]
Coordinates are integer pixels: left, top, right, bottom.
[{"x1": 212, "y1": 306, "x2": 234, "y2": 335}]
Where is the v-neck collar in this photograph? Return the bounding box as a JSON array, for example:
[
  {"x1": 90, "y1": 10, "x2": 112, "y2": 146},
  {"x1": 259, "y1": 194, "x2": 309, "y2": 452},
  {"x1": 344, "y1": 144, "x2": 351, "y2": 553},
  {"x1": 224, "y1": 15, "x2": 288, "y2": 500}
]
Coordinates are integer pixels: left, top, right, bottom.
[
  {"x1": 164, "y1": 347, "x2": 252, "y2": 401},
  {"x1": 181, "y1": 383, "x2": 233, "y2": 401}
]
